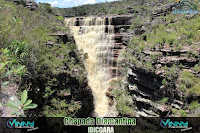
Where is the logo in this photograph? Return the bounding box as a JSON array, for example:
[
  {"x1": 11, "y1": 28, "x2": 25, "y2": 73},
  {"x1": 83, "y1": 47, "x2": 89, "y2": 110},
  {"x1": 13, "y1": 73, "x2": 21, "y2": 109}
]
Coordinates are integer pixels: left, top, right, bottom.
[
  {"x1": 172, "y1": 0, "x2": 199, "y2": 14},
  {"x1": 160, "y1": 119, "x2": 192, "y2": 131},
  {"x1": 7, "y1": 119, "x2": 34, "y2": 129}
]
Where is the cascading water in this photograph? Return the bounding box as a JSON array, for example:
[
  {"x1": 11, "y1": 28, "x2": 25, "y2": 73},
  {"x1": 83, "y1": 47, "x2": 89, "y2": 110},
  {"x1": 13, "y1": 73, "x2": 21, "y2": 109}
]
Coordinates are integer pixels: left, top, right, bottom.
[{"x1": 64, "y1": 17, "x2": 115, "y2": 117}]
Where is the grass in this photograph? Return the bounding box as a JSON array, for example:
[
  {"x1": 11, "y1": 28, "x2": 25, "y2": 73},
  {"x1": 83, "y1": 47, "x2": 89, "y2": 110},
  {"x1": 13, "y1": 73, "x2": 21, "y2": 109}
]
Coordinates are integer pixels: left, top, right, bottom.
[
  {"x1": 180, "y1": 109, "x2": 187, "y2": 117},
  {"x1": 180, "y1": 71, "x2": 196, "y2": 89},
  {"x1": 158, "y1": 97, "x2": 169, "y2": 104},
  {"x1": 188, "y1": 82, "x2": 200, "y2": 95},
  {"x1": 111, "y1": 80, "x2": 135, "y2": 116},
  {"x1": 172, "y1": 108, "x2": 178, "y2": 115},
  {"x1": 193, "y1": 64, "x2": 200, "y2": 72},
  {"x1": 189, "y1": 101, "x2": 200, "y2": 111},
  {"x1": 129, "y1": 12, "x2": 200, "y2": 53},
  {"x1": 179, "y1": 71, "x2": 200, "y2": 95},
  {"x1": 178, "y1": 70, "x2": 200, "y2": 95}
]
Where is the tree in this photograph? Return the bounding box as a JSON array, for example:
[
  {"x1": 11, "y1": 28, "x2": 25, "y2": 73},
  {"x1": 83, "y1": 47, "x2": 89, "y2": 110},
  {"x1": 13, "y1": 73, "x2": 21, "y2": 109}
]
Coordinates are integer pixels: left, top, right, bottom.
[{"x1": 40, "y1": 3, "x2": 52, "y2": 13}]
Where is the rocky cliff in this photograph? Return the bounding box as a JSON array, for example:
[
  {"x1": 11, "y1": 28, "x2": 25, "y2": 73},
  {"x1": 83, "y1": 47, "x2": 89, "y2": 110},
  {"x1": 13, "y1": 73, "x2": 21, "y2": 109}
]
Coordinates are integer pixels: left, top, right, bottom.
[
  {"x1": 117, "y1": 3, "x2": 200, "y2": 117},
  {"x1": 70, "y1": 1, "x2": 200, "y2": 117}
]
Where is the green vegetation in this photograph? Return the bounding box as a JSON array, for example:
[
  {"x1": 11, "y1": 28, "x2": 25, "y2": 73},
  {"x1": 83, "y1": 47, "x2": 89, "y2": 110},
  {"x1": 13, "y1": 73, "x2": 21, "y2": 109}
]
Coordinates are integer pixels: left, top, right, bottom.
[
  {"x1": 122, "y1": 0, "x2": 200, "y2": 117},
  {"x1": 158, "y1": 97, "x2": 168, "y2": 104},
  {"x1": 188, "y1": 82, "x2": 200, "y2": 96},
  {"x1": 5, "y1": 90, "x2": 37, "y2": 117},
  {"x1": 172, "y1": 108, "x2": 178, "y2": 115},
  {"x1": 127, "y1": 13, "x2": 200, "y2": 54},
  {"x1": 188, "y1": 101, "x2": 200, "y2": 116},
  {"x1": 60, "y1": 0, "x2": 161, "y2": 16},
  {"x1": 180, "y1": 109, "x2": 188, "y2": 117},
  {"x1": 43, "y1": 99, "x2": 81, "y2": 117},
  {"x1": 39, "y1": 3, "x2": 52, "y2": 13},
  {"x1": 179, "y1": 71, "x2": 200, "y2": 95},
  {"x1": 0, "y1": 0, "x2": 86, "y2": 118},
  {"x1": 111, "y1": 79, "x2": 135, "y2": 116},
  {"x1": 193, "y1": 64, "x2": 200, "y2": 72},
  {"x1": 189, "y1": 101, "x2": 200, "y2": 111},
  {"x1": 0, "y1": 41, "x2": 27, "y2": 93},
  {"x1": 180, "y1": 71, "x2": 196, "y2": 90},
  {"x1": 172, "y1": 108, "x2": 188, "y2": 117}
]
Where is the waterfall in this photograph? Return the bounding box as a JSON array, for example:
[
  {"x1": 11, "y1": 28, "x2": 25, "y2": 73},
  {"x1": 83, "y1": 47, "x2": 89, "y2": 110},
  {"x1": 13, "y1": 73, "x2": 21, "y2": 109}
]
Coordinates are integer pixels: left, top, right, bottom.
[{"x1": 64, "y1": 17, "x2": 115, "y2": 117}]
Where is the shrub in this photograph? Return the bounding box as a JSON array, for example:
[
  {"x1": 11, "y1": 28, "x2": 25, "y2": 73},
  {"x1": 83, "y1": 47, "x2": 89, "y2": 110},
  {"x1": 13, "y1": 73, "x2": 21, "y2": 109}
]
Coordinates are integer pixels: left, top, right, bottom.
[
  {"x1": 193, "y1": 64, "x2": 200, "y2": 72},
  {"x1": 43, "y1": 99, "x2": 81, "y2": 117},
  {"x1": 130, "y1": 17, "x2": 143, "y2": 29},
  {"x1": 5, "y1": 90, "x2": 37, "y2": 117},
  {"x1": 179, "y1": 83, "x2": 186, "y2": 91},
  {"x1": 145, "y1": 62, "x2": 155, "y2": 72},
  {"x1": 167, "y1": 37, "x2": 175, "y2": 46},
  {"x1": 180, "y1": 71, "x2": 196, "y2": 88},
  {"x1": 0, "y1": 42, "x2": 27, "y2": 91},
  {"x1": 56, "y1": 16, "x2": 64, "y2": 21},
  {"x1": 158, "y1": 97, "x2": 169, "y2": 104},
  {"x1": 175, "y1": 44, "x2": 183, "y2": 51},
  {"x1": 130, "y1": 57, "x2": 138, "y2": 65},
  {"x1": 189, "y1": 101, "x2": 200, "y2": 111},
  {"x1": 165, "y1": 64, "x2": 179, "y2": 81},
  {"x1": 187, "y1": 50, "x2": 199, "y2": 58},
  {"x1": 179, "y1": 70, "x2": 200, "y2": 95},
  {"x1": 180, "y1": 109, "x2": 187, "y2": 117},
  {"x1": 41, "y1": 3, "x2": 52, "y2": 13},
  {"x1": 172, "y1": 108, "x2": 178, "y2": 115},
  {"x1": 183, "y1": 30, "x2": 194, "y2": 39},
  {"x1": 187, "y1": 39, "x2": 193, "y2": 45},
  {"x1": 162, "y1": 78, "x2": 167, "y2": 86},
  {"x1": 111, "y1": 80, "x2": 135, "y2": 116},
  {"x1": 117, "y1": 9, "x2": 125, "y2": 15},
  {"x1": 189, "y1": 82, "x2": 200, "y2": 95}
]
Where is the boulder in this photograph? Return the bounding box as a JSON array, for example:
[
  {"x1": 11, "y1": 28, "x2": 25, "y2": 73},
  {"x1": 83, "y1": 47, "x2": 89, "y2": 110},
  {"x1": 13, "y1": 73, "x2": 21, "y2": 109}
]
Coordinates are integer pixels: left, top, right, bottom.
[
  {"x1": 155, "y1": 104, "x2": 170, "y2": 113},
  {"x1": 171, "y1": 103, "x2": 181, "y2": 110},
  {"x1": 158, "y1": 56, "x2": 197, "y2": 67},
  {"x1": 135, "y1": 111, "x2": 149, "y2": 117}
]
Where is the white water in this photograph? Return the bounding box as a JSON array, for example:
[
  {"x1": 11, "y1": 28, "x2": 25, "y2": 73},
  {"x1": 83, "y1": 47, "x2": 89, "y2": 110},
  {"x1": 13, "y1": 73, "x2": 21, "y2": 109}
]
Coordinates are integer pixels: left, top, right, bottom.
[{"x1": 64, "y1": 17, "x2": 115, "y2": 117}]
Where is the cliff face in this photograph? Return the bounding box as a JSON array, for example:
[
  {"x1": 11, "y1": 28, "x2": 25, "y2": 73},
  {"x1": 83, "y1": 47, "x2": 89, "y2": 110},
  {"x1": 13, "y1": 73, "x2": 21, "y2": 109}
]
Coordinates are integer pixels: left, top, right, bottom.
[
  {"x1": 9, "y1": 0, "x2": 38, "y2": 10},
  {"x1": 65, "y1": 3, "x2": 200, "y2": 116},
  {"x1": 78, "y1": 2, "x2": 200, "y2": 117},
  {"x1": 118, "y1": 4, "x2": 200, "y2": 116}
]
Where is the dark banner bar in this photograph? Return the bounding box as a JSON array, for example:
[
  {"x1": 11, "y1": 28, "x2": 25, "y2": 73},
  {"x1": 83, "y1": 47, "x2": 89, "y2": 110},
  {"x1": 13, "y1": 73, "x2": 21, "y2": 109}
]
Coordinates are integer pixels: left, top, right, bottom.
[{"x1": 0, "y1": 117, "x2": 200, "y2": 133}]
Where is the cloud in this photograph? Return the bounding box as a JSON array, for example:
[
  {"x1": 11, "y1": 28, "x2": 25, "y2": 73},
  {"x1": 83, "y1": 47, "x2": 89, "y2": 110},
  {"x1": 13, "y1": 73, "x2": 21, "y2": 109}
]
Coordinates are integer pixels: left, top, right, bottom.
[
  {"x1": 48, "y1": 0, "x2": 59, "y2": 6},
  {"x1": 83, "y1": 0, "x2": 96, "y2": 4},
  {"x1": 106, "y1": 0, "x2": 118, "y2": 1},
  {"x1": 36, "y1": 0, "x2": 119, "y2": 8},
  {"x1": 63, "y1": 0, "x2": 72, "y2": 2}
]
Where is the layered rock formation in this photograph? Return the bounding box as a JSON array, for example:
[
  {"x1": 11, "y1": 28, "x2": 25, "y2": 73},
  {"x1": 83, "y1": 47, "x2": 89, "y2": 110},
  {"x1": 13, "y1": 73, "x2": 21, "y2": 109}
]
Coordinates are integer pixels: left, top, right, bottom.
[{"x1": 11, "y1": 0, "x2": 38, "y2": 10}]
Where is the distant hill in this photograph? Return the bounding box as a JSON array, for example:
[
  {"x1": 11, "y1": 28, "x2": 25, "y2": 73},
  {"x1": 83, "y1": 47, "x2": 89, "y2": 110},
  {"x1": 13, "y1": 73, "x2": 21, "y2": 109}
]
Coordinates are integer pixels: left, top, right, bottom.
[{"x1": 59, "y1": 0, "x2": 170, "y2": 17}]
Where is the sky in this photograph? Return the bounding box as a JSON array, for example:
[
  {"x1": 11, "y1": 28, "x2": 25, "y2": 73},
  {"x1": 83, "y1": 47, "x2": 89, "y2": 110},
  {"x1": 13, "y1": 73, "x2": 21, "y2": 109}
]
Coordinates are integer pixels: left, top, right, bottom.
[{"x1": 35, "y1": 0, "x2": 119, "y2": 8}]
